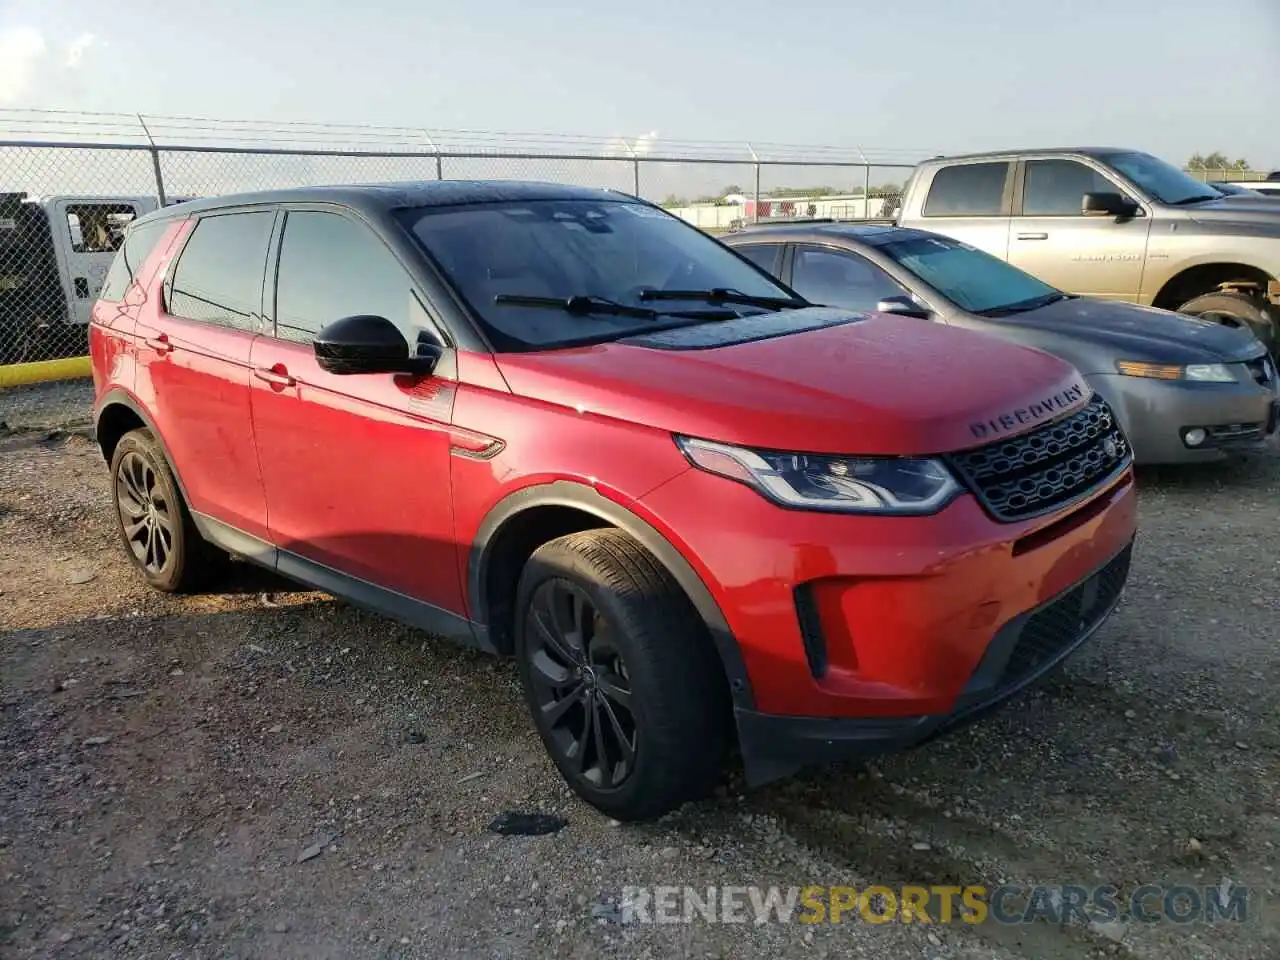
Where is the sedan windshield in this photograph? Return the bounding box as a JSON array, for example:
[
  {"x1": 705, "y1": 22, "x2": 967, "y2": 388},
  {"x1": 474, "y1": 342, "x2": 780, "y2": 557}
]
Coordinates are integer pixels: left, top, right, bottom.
[
  {"x1": 879, "y1": 234, "x2": 1064, "y2": 315},
  {"x1": 399, "y1": 199, "x2": 797, "y2": 349},
  {"x1": 1098, "y1": 151, "x2": 1221, "y2": 206}
]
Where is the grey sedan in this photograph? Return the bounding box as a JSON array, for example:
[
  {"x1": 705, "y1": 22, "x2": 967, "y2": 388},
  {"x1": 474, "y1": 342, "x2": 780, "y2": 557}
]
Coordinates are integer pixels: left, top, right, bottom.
[{"x1": 723, "y1": 222, "x2": 1279, "y2": 465}]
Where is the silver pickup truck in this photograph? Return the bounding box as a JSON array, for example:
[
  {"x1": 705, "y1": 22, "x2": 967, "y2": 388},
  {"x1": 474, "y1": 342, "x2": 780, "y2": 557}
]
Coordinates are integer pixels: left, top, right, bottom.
[{"x1": 893, "y1": 148, "x2": 1280, "y2": 351}]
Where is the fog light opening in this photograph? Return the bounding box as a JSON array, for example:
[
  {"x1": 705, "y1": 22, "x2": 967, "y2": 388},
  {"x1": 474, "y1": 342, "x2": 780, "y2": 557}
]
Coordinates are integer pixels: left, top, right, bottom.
[{"x1": 1183, "y1": 427, "x2": 1208, "y2": 448}]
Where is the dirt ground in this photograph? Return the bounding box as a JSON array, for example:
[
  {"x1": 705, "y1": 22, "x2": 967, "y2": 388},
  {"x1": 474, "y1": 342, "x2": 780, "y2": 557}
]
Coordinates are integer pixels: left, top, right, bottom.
[{"x1": 2, "y1": 380, "x2": 1278, "y2": 960}]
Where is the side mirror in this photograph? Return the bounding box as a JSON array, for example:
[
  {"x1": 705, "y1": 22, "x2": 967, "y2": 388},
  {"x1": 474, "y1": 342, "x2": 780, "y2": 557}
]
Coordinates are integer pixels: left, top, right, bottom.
[
  {"x1": 313, "y1": 315, "x2": 440, "y2": 376},
  {"x1": 875, "y1": 295, "x2": 931, "y2": 320},
  {"x1": 1082, "y1": 192, "x2": 1140, "y2": 218}
]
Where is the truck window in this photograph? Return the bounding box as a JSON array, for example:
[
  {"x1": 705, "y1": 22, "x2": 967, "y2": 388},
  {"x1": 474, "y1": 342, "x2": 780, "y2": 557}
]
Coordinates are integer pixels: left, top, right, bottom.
[
  {"x1": 99, "y1": 220, "x2": 171, "y2": 302},
  {"x1": 1022, "y1": 160, "x2": 1123, "y2": 216},
  {"x1": 922, "y1": 163, "x2": 1010, "y2": 217},
  {"x1": 167, "y1": 211, "x2": 275, "y2": 331},
  {"x1": 790, "y1": 245, "x2": 906, "y2": 311},
  {"x1": 66, "y1": 203, "x2": 138, "y2": 253}
]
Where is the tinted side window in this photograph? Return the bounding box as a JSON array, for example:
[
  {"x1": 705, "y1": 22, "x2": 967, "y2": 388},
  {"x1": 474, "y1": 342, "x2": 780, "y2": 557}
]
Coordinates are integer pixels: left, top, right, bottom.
[
  {"x1": 168, "y1": 212, "x2": 275, "y2": 330},
  {"x1": 733, "y1": 243, "x2": 783, "y2": 276},
  {"x1": 100, "y1": 220, "x2": 170, "y2": 302},
  {"x1": 274, "y1": 211, "x2": 419, "y2": 345},
  {"x1": 790, "y1": 246, "x2": 905, "y2": 312},
  {"x1": 922, "y1": 163, "x2": 1010, "y2": 217},
  {"x1": 1023, "y1": 160, "x2": 1123, "y2": 216}
]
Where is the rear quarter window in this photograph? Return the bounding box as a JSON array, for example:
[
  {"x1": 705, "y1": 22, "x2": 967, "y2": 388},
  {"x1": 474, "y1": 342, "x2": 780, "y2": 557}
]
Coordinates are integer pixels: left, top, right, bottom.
[
  {"x1": 922, "y1": 162, "x2": 1011, "y2": 217},
  {"x1": 99, "y1": 220, "x2": 171, "y2": 302}
]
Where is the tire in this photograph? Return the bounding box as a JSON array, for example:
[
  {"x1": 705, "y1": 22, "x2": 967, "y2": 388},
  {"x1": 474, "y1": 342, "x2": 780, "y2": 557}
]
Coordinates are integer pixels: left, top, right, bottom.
[
  {"x1": 109, "y1": 428, "x2": 226, "y2": 593},
  {"x1": 1177, "y1": 291, "x2": 1276, "y2": 352},
  {"x1": 514, "y1": 529, "x2": 731, "y2": 821}
]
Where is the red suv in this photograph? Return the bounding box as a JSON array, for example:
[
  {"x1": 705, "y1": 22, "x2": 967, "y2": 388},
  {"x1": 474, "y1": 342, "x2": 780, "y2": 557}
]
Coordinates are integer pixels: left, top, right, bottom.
[{"x1": 90, "y1": 182, "x2": 1137, "y2": 820}]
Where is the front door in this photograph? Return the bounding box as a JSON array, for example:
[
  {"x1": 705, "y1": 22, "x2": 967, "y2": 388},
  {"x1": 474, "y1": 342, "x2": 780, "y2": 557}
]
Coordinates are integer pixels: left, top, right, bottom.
[
  {"x1": 1008, "y1": 158, "x2": 1151, "y2": 301},
  {"x1": 248, "y1": 208, "x2": 463, "y2": 614},
  {"x1": 49, "y1": 198, "x2": 155, "y2": 325}
]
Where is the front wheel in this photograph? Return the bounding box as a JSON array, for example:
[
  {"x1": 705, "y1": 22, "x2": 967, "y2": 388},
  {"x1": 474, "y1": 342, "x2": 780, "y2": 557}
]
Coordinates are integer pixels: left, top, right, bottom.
[
  {"x1": 1177, "y1": 291, "x2": 1276, "y2": 353},
  {"x1": 514, "y1": 529, "x2": 731, "y2": 821}
]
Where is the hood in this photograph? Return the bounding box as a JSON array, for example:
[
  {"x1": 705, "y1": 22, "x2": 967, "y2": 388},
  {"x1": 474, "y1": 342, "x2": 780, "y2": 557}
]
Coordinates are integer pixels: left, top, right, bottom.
[
  {"x1": 1178, "y1": 197, "x2": 1280, "y2": 227},
  {"x1": 990, "y1": 297, "x2": 1265, "y2": 364},
  {"x1": 495, "y1": 310, "x2": 1090, "y2": 456}
]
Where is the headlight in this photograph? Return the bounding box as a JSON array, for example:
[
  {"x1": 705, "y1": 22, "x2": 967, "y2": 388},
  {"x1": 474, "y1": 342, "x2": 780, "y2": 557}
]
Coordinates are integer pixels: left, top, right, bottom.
[
  {"x1": 675, "y1": 436, "x2": 960, "y2": 514},
  {"x1": 1115, "y1": 361, "x2": 1235, "y2": 383}
]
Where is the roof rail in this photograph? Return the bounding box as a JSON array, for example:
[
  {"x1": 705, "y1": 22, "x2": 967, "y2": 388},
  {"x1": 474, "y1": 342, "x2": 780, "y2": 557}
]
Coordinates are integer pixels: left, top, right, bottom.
[{"x1": 742, "y1": 217, "x2": 836, "y2": 229}]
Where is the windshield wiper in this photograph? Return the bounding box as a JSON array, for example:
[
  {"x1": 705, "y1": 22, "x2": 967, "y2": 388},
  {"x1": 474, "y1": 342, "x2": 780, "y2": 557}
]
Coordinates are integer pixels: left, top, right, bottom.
[
  {"x1": 977, "y1": 292, "x2": 1073, "y2": 317},
  {"x1": 1170, "y1": 195, "x2": 1221, "y2": 206},
  {"x1": 494, "y1": 293, "x2": 658, "y2": 319},
  {"x1": 492, "y1": 293, "x2": 739, "y2": 323},
  {"x1": 638, "y1": 288, "x2": 808, "y2": 310}
]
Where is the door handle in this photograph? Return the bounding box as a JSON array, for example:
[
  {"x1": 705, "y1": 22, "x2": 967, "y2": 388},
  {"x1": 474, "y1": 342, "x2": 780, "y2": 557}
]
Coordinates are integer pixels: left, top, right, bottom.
[
  {"x1": 1016, "y1": 232, "x2": 1049, "y2": 241},
  {"x1": 253, "y1": 366, "x2": 296, "y2": 388},
  {"x1": 145, "y1": 333, "x2": 174, "y2": 354}
]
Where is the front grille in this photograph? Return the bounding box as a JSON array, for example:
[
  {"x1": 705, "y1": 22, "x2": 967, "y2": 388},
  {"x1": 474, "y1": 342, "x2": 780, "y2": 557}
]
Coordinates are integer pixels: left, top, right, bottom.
[
  {"x1": 948, "y1": 396, "x2": 1130, "y2": 522},
  {"x1": 999, "y1": 544, "x2": 1132, "y2": 687},
  {"x1": 1244, "y1": 354, "x2": 1275, "y2": 388}
]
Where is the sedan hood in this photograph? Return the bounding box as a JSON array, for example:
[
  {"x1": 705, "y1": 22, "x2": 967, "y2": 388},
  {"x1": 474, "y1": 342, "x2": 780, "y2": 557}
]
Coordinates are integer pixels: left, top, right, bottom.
[
  {"x1": 495, "y1": 310, "x2": 1089, "y2": 456},
  {"x1": 993, "y1": 297, "x2": 1265, "y2": 364}
]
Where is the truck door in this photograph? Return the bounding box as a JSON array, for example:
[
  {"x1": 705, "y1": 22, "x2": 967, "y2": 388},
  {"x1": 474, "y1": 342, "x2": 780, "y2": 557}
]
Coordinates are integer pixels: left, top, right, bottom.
[
  {"x1": 1008, "y1": 159, "x2": 1151, "y2": 301},
  {"x1": 48, "y1": 198, "x2": 156, "y2": 327},
  {"x1": 911, "y1": 160, "x2": 1013, "y2": 261}
]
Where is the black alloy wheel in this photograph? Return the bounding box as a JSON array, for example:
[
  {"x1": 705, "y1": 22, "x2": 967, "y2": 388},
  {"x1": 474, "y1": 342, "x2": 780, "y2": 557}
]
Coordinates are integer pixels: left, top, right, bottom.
[{"x1": 524, "y1": 578, "x2": 638, "y2": 790}]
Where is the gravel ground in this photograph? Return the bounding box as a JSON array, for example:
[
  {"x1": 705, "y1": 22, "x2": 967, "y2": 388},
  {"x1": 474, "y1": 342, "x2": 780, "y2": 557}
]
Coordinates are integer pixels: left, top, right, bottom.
[{"x1": 2, "y1": 379, "x2": 1278, "y2": 959}]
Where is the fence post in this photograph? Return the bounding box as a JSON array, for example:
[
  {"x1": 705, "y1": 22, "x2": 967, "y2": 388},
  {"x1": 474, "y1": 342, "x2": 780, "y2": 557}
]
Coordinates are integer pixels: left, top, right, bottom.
[
  {"x1": 137, "y1": 114, "x2": 167, "y2": 206},
  {"x1": 747, "y1": 144, "x2": 760, "y2": 223},
  {"x1": 620, "y1": 139, "x2": 641, "y2": 197},
  {"x1": 421, "y1": 131, "x2": 443, "y2": 180}
]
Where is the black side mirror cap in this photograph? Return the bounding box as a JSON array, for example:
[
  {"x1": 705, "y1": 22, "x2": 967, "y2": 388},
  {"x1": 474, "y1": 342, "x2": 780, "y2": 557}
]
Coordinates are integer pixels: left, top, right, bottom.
[
  {"x1": 1082, "y1": 192, "x2": 1140, "y2": 218},
  {"x1": 313, "y1": 315, "x2": 440, "y2": 376},
  {"x1": 875, "y1": 295, "x2": 931, "y2": 320}
]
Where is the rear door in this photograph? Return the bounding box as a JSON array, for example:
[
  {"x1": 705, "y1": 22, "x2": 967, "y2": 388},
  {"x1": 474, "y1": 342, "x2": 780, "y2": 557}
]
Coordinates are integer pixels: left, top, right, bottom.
[
  {"x1": 1009, "y1": 158, "x2": 1151, "y2": 301},
  {"x1": 248, "y1": 207, "x2": 463, "y2": 614},
  {"x1": 133, "y1": 209, "x2": 276, "y2": 542},
  {"x1": 912, "y1": 161, "x2": 1014, "y2": 260}
]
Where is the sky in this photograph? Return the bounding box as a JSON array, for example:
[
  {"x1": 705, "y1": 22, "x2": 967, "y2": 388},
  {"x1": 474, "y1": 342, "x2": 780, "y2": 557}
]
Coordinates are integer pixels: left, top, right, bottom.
[{"x1": 1, "y1": 0, "x2": 1278, "y2": 173}]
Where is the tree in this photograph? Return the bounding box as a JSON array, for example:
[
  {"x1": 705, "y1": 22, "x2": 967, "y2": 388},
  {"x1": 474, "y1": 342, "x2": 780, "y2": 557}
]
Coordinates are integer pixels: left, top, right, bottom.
[{"x1": 661, "y1": 194, "x2": 689, "y2": 208}]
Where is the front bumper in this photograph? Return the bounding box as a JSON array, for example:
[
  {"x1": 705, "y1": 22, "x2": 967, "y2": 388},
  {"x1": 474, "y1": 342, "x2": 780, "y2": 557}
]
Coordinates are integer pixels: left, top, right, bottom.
[
  {"x1": 637, "y1": 457, "x2": 1138, "y2": 784},
  {"x1": 1087, "y1": 372, "x2": 1279, "y2": 465},
  {"x1": 733, "y1": 539, "x2": 1132, "y2": 784}
]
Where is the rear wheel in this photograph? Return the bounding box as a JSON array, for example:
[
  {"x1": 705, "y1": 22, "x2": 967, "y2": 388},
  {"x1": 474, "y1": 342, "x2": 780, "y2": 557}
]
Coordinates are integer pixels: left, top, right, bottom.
[
  {"x1": 1177, "y1": 291, "x2": 1276, "y2": 352},
  {"x1": 110, "y1": 429, "x2": 226, "y2": 592},
  {"x1": 514, "y1": 529, "x2": 730, "y2": 821}
]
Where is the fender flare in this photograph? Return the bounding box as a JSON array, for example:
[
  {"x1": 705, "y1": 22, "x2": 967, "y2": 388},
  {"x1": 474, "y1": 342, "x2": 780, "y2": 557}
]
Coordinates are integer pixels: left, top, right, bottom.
[
  {"x1": 468, "y1": 480, "x2": 755, "y2": 709},
  {"x1": 93, "y1": 388, "x2": 193, "y2": 501}
]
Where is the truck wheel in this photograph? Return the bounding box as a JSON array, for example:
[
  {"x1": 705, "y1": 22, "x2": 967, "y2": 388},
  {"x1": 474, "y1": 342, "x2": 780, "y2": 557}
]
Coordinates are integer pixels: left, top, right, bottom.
[
  {"x1": 110, "y1": 428, "x2": 226, "y2": 593},
  {"x1": 1177, "y1": 291, "x2": 1276, "y2": 351},
  {"x1": 514, "y1": 529, "x2": 731, "y2": 821}
]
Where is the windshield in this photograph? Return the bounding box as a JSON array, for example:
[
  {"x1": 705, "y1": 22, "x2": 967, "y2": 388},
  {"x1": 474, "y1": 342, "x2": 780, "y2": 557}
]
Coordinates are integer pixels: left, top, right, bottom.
[
  {"x1": 879, "y1": 234, "x2": 1062, "y2": 315},
  {"x1": 1098, "y1": 151, "x2": 1221, "y2": 205},
  {"x1": 400, "y1": 199, "x2": 796, "y2": 349}
]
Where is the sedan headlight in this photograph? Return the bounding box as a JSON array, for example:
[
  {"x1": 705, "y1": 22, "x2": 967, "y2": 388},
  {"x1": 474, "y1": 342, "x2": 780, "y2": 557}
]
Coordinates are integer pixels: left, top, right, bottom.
[
  {"x1": 675, "y1": 436, "x2": 960, "y2": 514},
  {"x1": 1115, "y1": 361, "x2": 1236, "y2": 383}
]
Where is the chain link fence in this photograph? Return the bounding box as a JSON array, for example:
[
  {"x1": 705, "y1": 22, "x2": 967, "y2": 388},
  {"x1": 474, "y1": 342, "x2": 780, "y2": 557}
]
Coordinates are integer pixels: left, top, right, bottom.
[{"x1": 1, "y1": 129, "x2": 920, "y2": 370}]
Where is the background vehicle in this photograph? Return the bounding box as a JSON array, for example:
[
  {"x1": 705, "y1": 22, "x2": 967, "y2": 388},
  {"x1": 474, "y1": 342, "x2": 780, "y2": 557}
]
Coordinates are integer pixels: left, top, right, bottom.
[
  {"x1": 727, "y1": 223, "x2": 1279, "y2": 464},
  {"x1": 889, "y1": 149, "x2": 1280, "y2": 351},
  {"x1": 0, "y1": 192, "x2": 195, "y2": 363},
  {"x1": 1211, "y1": 180, "x2": 1280, "y2": 198},
  {"x1": 89, "y1": 181, "x2": 1135, "y2": 821}
]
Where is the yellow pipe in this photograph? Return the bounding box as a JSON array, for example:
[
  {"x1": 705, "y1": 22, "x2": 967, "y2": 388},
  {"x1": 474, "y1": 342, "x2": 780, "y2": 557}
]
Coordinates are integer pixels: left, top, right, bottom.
[{"x1": 0, "y1": 356, "x2": 92, "y2": 389}]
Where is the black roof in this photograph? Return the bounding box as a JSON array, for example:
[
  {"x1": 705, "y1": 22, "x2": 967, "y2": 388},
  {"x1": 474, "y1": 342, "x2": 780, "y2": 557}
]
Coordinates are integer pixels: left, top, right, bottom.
[
  {"x1": 136, "y1": 179, "x2": 636, "y2": 225},
  {"x1": 727, "y1": 221, "x2": 922, "y2": 247}
]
